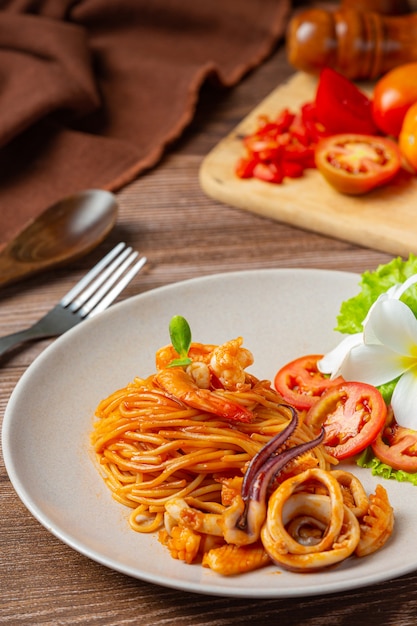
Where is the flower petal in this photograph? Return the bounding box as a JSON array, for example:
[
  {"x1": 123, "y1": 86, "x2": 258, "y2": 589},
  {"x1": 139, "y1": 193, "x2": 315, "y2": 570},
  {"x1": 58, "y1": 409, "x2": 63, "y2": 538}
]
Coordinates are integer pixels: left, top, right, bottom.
[
  {"x1": 340, "y1": 344, "x2": 408, "y2": 386},
  {"x1": 317, "y1": 333, "x2": 363, "y2": 377},
  {"x1": 364, "y1": 298, "x2": 417, "y2": 356},
  {"x1": 391, "y1": 367, "x2": 417, "y2": 430},
  {"x1": 392, "y1": 273, "x2": 417, "y2": 300}
]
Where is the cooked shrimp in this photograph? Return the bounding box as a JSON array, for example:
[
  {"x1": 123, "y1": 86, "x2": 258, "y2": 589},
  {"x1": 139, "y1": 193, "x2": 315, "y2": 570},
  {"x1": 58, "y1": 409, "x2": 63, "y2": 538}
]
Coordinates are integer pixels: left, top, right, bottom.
[
  {"x1": 154, "y1": 367, "x2": 253, "y2": 422},
  {"x1": 186, "y1": 361, "x2": 211, "y2": 389},
  {"x1": 210, "y1": 337, "x2": 254, "y2": 391},
  {"x1": 202, "y1": 542, "x2": 270, "y2": 575},
  {"x1": 155, "y1": 342, "x2": 216, "y2": 370},
  {"x1": 355, "y1": 484, "x2": 394, "y2": 557},
  {"x1": 159, "y1": 525, "x2": 201, "y2": 564},
  {"x1": 156, "y1": 337, "x2": 253, "y2": 393}
]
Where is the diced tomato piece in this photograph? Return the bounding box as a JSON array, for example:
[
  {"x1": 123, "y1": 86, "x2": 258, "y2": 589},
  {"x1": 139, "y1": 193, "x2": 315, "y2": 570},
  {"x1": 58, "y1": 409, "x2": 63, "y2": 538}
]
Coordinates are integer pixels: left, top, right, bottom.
[
  {"x1": 235, "y1": 157, "x2": 257, "y2": 178},
  {"x1": 235, "y1": 100, "x2": 324, "y2": 185},
  {"x1": 282, "y1": 161, "x2": 304, "y2": 178},
  {"x1": 273, "y1": 108, "x2": 295, "y2": 132},
  {"x1": 253, "y1": 161, "x2": 284, "y2": 183}
]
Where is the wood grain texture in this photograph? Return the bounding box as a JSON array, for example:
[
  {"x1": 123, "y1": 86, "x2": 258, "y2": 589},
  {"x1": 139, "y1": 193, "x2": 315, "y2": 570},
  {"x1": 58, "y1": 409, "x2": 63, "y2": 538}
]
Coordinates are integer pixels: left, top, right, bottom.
[
  {"x1": 200, "y1": 71, "x2": 417, "y2": 258},
  {"x1": 1, "y1": 31, "x2": 416, "y2": 626}
]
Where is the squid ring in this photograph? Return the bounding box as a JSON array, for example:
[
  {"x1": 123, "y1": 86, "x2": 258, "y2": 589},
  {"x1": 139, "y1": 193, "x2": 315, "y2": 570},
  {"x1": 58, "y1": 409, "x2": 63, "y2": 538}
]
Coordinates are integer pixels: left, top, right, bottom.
[
  {"x1": 331, "y1": 470, "x2": 370, "y2": 519},
  {"x1": 261, "y1": 468, "x2": 345, "y2": 556},
  {"x1": 284, "y1": 493, "x2": 334, "y2": 547},
  {"x1": 261, "y1": 495, "x2": 360, "y2": 571}
]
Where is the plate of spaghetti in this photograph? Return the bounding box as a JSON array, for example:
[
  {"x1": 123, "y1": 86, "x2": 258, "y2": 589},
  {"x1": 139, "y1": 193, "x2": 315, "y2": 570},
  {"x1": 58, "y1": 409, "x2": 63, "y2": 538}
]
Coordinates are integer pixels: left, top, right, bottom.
[{"x1": 2, "y1": 269, "x2": 417, "y2": 598}]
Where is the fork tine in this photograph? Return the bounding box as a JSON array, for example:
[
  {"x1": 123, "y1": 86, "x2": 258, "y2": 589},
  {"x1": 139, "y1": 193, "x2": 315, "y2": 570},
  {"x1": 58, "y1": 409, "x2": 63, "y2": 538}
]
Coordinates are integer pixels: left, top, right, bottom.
[
  {"x1": 80, "y1": 254, "x2": 147, "y2": 318},
  {"x1": 60, "y1": 242, "x2": 127, "y2": 307},
  {"x1": 67, "y1": 245, "x2": 137, "y2": 312}
]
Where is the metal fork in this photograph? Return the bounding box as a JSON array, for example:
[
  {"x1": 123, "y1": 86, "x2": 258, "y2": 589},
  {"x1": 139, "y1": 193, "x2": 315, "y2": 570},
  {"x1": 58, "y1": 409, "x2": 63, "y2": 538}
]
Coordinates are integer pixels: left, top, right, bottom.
[{"x1": 0, "y1": 242, "x2": 147, "y2": 357}]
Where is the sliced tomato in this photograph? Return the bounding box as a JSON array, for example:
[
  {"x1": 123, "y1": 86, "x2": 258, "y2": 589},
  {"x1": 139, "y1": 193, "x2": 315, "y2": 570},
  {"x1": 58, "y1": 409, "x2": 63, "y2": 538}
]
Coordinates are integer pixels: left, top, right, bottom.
[
  {"x1": 315, "y1": 134, "x2": 402, "y2": 195},
  {"x1": 305, "y1": 381, "x2": 387, "y2": 460},
  {"x1": 372, "y1": 413, "x2": 417, "y2": 473},
  {"x1": 274, "y1": 354, "x2": 344, "y2": 411},
  {"x1": 315, "y1": 68, "x2": 378, "y2": 135}
]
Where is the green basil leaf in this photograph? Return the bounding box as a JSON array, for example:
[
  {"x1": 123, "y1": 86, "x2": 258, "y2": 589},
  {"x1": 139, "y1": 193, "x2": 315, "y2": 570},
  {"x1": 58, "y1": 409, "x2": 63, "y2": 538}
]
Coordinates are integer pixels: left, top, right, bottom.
[{"x1": 168, "y1": 315, "x2": 192, "y2": 366}]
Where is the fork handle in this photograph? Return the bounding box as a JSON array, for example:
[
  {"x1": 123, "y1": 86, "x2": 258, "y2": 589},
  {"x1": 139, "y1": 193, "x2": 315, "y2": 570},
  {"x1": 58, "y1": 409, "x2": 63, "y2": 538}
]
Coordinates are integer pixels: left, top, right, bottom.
[{"x1": 0, "y1": 324, "x2": 52, "y2": 357}]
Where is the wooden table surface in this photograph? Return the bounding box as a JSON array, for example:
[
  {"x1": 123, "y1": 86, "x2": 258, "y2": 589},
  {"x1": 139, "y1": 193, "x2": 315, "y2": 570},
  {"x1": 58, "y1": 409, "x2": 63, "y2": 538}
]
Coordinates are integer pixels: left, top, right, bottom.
[{"x1": 1, "y1": 38, "x2": 416, "y2": 626}]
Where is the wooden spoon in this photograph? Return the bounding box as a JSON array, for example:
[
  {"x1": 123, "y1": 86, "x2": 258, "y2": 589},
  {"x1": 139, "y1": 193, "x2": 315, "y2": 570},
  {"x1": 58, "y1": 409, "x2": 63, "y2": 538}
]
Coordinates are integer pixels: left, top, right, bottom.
[{"x1": 0, "y1": 189, "x2": 118, "y2": 288}]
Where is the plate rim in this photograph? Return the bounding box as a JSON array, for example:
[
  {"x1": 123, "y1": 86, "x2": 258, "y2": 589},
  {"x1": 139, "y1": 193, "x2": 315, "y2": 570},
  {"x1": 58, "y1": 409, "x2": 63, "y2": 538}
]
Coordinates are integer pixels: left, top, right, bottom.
[{"x1": 4, "y1": 267, "x2": 415, "y2": 598}]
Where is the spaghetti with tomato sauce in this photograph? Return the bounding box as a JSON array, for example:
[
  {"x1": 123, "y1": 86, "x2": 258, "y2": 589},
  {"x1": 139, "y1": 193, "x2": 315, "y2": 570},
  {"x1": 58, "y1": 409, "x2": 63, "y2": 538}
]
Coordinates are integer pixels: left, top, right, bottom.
[{"x1": 91, "y1": 335, "x2": 394, "y2": 575}]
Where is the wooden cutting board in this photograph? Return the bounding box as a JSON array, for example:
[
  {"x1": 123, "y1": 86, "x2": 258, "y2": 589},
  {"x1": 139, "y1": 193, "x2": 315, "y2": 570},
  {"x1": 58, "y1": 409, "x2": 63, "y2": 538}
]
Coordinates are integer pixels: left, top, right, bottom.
[{"x1": 199, "y1": 72, "x2": 417, "y2": 258}]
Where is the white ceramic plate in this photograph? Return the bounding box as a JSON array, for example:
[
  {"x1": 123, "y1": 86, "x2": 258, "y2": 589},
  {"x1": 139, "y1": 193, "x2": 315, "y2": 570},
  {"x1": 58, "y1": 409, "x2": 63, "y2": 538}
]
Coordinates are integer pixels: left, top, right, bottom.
[{"x1": 3, "y1": 269, "x2": 417, "y2": 598}]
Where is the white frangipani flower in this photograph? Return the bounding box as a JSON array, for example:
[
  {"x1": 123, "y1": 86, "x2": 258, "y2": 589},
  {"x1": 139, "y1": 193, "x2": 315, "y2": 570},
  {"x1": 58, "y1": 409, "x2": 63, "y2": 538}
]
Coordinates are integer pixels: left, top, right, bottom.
[{"x1": 318, "y1": 274, "x2": 417, "y2": 430}]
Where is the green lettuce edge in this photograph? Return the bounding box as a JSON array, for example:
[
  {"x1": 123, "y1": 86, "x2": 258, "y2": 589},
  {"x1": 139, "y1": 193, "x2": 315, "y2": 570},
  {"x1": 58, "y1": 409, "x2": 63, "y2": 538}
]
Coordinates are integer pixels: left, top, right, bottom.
[
  {"x1": 357, "y1": 448, "x2": 417, "y2": 486},
  {"x1": 336, "y1": 253, "x2": 417, "y2": 335}
]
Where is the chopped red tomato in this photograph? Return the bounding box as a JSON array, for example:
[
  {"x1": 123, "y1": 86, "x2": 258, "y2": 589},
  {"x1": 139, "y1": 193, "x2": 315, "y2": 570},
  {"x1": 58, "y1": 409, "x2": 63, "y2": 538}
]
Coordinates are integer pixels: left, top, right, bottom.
[
  {"x1": 315, "y1": 134, "x2": 402, "y2": 195},
  {"x1": 305, "y1": 382, "x2": 387, "y2": 461},
  {"x1": 274, "y1": 354, "x2": 344, "y2": 411},
  {"x1": 235, "y1": 102, "x2": 327, "y2": 185},
  {"x1": 315, "y1": 68, "x2": 378, "y2": 136},
  {"x1": 372, "y1": 412, "x2": 417, "y2": 473},
  {"x1": 252, "y1": 161, "x2": 284, "y2": 184}
]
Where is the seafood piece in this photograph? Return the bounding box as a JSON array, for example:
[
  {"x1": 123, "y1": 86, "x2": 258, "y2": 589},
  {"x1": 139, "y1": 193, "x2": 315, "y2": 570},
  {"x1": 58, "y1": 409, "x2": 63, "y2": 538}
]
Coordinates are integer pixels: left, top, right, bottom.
[
  {"x1": 156, "y1": 337, "x2": 254, "y2": 392},
  {"x1": 222, "y1": 410, "x2": 325, "y2": 545},
  {"x1": 162, "y1": 410, "x2": 324, "y2": 549},
  {"x1": 154, "y1": 367, "x2": 253, "y2": 422},
  {"x1": 165, "y1": 497, "x2": 224, "y2": 536},
  {"x1": 202, "y1": 542, "x2": 270, "y2": 576},
  {"x1": 160, "y1": 402, "x2": 393, "y2": 575},
  {"x1": 218, "y1": 476, "x2": 243, "y2": 506},
  {"x1": 261, "y1": 468, "x2": 361, "y2": 571},
  {"x1": 209, "y1": 337, "x2": 254, "y2": 391},
  {"x1": 331, "y1": 470, "x2": 370, "y2": 518},
  {"x1": 355, "y1": 484, "x2": 394, "y2": 557},
  {"x1": 187, "y1": 361, "x2": 211, "y2": 389},
  {"x1": 155, "y1": 342, "x2": 215, "y2": 370},
  {"x1": 159, "y1": 525, "x2": 201, "y2": 564}
]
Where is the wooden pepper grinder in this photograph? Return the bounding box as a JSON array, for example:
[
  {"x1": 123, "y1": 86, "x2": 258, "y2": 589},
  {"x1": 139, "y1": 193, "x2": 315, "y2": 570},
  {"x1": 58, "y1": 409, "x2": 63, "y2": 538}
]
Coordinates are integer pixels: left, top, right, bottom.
[
  {"x1": 286, "y1": 5, "x2": 417, "y2": 80},
  {"x1": 341, "y1": 0, "x2": 411, "y2": 15}
]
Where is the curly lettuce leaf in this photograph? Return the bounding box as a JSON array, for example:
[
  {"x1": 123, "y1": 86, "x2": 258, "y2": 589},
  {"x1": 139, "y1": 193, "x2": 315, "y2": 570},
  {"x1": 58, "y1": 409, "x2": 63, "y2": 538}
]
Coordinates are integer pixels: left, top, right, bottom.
[
  {"x1": 336, "y1": 254, "x2": 417, "y2": 334},
  {"x1": 357, "y1": 448, "x2": 417, "y2": 486}
]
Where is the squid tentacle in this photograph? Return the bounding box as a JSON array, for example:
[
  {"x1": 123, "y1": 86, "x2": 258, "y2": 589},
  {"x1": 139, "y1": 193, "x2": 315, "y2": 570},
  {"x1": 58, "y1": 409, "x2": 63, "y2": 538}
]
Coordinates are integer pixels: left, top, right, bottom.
[
  {"x1": 240, "y1": 405, "x2": 299, "y2": 501},
  {"x1": 236, "y1": 408, "x2": 325, "y2": 533}
]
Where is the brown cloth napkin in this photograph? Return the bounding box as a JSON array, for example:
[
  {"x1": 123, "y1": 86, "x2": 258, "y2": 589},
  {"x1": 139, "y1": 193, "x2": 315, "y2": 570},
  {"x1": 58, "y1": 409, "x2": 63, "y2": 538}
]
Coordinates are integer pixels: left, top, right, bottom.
[{"x1": 0, "y1": 0, "x2": 291, "y2": 251}]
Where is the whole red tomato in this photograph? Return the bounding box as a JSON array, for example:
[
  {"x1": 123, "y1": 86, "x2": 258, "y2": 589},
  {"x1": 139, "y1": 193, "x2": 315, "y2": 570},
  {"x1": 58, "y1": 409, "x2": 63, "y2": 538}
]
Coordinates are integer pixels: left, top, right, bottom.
[
  {"x1": 399, "y1": 101, "x2": 417, "y2": 172},
  {"x1": 373, "y1": 63, "x2": 417, "y2": 137}
]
